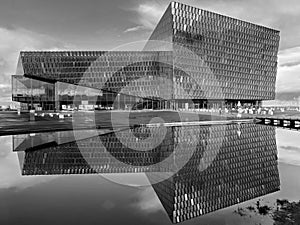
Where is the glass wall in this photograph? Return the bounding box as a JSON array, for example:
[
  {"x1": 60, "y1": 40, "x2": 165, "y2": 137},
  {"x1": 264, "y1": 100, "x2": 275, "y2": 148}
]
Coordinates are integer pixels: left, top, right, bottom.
[
  {"x1": 12, "y1": 75, "x2": 174, "y2": 111},
  {"x1": 55, "y1": 81, "x2": 103, "y2": 111},
  {"x1": 12, "y1": 75, "x2": 55, "y2": 110},
  {"x1": 55, "y1": 81, "x2": 167, "y2": 111}
]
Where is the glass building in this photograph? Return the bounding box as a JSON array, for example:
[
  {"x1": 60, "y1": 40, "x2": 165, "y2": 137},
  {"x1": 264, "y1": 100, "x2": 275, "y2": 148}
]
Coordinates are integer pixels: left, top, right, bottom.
[{"x1": 12, "y1": 2, "x2": 280, "y2": 111}]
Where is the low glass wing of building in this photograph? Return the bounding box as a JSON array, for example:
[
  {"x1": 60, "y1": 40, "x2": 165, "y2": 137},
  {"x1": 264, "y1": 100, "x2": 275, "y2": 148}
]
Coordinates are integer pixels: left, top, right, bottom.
[{"x1": 12, "y1": 75, "x2": 55, "y2": 110}]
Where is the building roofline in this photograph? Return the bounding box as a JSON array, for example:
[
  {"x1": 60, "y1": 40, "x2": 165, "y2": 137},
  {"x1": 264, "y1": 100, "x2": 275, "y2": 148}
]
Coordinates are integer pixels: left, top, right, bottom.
[{"x1": 169, "y1": 1, "x2": 280, "y2": 33}]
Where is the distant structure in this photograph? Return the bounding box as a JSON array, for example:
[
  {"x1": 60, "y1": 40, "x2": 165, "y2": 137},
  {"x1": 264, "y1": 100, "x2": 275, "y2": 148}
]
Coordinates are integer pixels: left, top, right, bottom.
[
  {"x1": 12, "y1": 2, "x2": 280, "y2": 111},
  {"x1": 0, "y1": 105, "x2": 9, "y2": 111},
  {"x1": 263, "y1": 98, "x2": 300, "y2": 108}
]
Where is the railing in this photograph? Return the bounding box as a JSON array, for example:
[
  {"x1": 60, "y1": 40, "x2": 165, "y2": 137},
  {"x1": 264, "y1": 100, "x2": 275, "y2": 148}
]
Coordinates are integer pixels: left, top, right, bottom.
[{"x1": 256, "y1": 117, "x2": 300, "y2": 130}]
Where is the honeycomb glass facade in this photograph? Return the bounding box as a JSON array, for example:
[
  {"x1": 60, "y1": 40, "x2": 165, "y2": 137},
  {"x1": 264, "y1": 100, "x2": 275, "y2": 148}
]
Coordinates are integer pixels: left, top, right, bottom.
[
  {"x1": 145, "y1": 2, "x2": 280, "y2": 108},
  {"x1": 12, "y1": 51, "x2": 173, "y2": 110},
  {"x1": 12, "y1": 2, "x2": 280, "y2": 111}
]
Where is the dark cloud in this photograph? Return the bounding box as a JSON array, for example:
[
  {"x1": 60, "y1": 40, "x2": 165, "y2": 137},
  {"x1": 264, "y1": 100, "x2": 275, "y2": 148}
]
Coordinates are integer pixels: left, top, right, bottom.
[
  {"x1": 280, "y1": 146, "x2": 300, "y2": 152},
  {"x1": 280, "y1": 61, "x2": 300, "y2": 68}
]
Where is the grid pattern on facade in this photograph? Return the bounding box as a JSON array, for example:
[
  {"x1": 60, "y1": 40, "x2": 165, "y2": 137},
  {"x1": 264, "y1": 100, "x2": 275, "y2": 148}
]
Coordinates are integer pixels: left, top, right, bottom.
[
  {"x1": 16, "y1": 51, "x2": 173, "y2": 98},
  {"x1": 13, "y1": 51, "x2": 174, "y2": 110},
  {"x1": 147, "y1": 1, "x2": 280, "y2": 100}
]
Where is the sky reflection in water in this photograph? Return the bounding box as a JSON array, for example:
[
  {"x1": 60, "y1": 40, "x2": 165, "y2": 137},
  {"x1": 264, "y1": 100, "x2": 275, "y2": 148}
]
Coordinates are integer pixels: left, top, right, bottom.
[{"x1": 0, "y1": 125, "x2": 300, "y2": 225}]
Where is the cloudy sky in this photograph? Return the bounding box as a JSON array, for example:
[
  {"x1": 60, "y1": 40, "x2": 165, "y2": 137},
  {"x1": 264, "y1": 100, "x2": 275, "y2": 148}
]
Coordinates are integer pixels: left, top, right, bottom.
[{"x1": 1, "y1": 0, "x2": 300, "y2": 104}]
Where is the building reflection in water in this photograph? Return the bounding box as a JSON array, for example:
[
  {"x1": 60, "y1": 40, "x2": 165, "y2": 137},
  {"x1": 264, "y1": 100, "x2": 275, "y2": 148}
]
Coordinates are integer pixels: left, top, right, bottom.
[
  {"x1": 13, "y1": 123, "x2": 280, "y2": 223},
  {"x1": 147, "y1": 124, "x2": 280, "y2": 223}
]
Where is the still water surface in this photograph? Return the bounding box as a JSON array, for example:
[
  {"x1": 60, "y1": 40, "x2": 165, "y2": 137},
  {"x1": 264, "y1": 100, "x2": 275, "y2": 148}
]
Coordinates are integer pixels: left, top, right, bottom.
[{"x1": 0, "y1": 124, "x2": 300, "y2": 225}]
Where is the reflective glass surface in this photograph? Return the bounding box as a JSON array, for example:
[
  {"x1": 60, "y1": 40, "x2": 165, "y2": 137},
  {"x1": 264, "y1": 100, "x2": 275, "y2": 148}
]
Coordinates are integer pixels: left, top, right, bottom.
[{"x1": 12, "y1": 75, "x2": 55, "y2": 110}]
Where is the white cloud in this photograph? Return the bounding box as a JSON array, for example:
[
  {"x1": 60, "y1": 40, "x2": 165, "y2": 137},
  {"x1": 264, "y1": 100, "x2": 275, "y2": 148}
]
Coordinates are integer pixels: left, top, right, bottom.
[
  {"x1": 279, "y1": 47, "x2": 300, "y2": 66},
  {"x1": 0, "y1": 136, "x2": 57, "y2": 190},
  {"x1": 129, "y1": 3, "x2": 165, "y2": 31},
  {"x1": 0, "y1": 27, "x2": 73, "y2": 104},
  {"x1": 0, "y1": 84, "x2": 10, "y2": 89},
  {"x1": 277, "y1": 129, "x2": 300, "y2": 166},
  {"x1": 276, "y1": 46, "x2": 300, "y2": 92},
  {"x1": 124, "y1": 25, "x2": 145, "y2": 33},
  {"x1": 131, "y1": 187, "x2": 162, "y2": 213}
]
